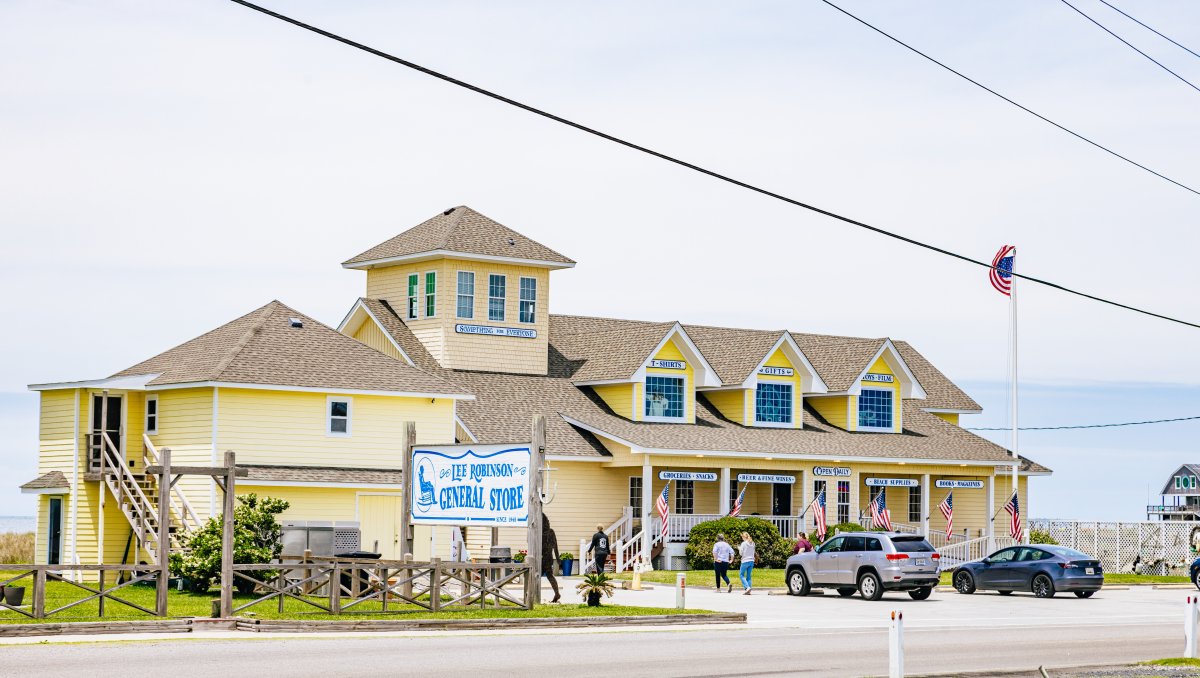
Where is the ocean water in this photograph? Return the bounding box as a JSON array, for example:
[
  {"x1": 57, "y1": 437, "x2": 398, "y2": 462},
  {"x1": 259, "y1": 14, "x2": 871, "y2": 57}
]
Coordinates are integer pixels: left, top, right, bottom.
[{"x1": 0, "y1": 516, "x2": 35, "y2": 534}]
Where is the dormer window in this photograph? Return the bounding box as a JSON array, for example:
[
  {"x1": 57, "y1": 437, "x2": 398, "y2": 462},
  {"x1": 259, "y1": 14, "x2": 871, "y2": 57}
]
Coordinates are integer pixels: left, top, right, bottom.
[
  {"x1": 755, "y1": 382, "x2": 793, "y2": 426},
  {"x1": 407, "y1": 273, "x2": 419, "y2": 320},
  {"x1": 644, "y1": 376, "x2": 685, "y2": 420},
  {"x1": 858, "y1": 388, "x2": 893, "y2": 431}
]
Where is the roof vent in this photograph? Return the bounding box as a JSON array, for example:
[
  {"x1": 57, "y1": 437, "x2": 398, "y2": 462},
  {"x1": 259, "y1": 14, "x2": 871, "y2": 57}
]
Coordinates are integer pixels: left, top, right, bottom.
[
  {"x1": 289, "y1": 317, "x2": 304, "y2": 328},
  {"x1": 443, "y1": 207, "x2": 456, "y2": 216},
  {"x1": 507, "y1": 237, "x2": 516, "y2": 246}
]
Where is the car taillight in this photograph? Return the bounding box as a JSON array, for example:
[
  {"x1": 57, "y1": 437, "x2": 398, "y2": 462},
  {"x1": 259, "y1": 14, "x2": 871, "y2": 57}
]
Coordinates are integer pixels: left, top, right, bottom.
[
  {"x1": 931, "y1": 553, "x2": 940, "y2": 560},
  {"x1": 1059, "y1": 562, "x2": 1071, "y2": 569},
  {"x1": 886, "y1": 553, "x2": 909, "y2": 561}
]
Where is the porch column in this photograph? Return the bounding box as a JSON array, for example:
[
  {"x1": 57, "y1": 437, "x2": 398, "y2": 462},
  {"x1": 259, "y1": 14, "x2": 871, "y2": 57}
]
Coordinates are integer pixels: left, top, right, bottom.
[
  {"x1": 801, "y1": 469, "x2": 811, "y2": 534},
  {"x1": 718, "y1": 467, "x2": 731, "y2": 515},
  {"x1": 986, "y1": 473, "x2": 996, "y2": 552},
  {"x1": 920, "y1": 473, "x2": 930, "y2": 538},
  {"x1": 641, "y1": 456, "x2": 653, "y2": 567}
]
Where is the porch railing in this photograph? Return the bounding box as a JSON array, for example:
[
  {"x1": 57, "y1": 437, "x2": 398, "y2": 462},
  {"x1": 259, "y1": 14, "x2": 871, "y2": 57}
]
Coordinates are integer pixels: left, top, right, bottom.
[{"x1": 666, "y1": 514, "x2": 804, "y2": 542}]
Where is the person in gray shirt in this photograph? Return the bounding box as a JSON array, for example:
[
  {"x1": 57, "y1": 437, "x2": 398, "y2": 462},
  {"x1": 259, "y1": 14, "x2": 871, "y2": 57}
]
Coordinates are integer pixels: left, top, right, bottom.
[{"x1": 712, "y1": 533, "x2": 735, "y2": 592}]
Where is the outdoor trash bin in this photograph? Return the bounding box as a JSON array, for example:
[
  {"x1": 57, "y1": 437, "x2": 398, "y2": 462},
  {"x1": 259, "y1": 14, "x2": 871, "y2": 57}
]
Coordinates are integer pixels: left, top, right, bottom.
[{"x1": 336, "y1": 550, "x2": 381, "y2": 592}]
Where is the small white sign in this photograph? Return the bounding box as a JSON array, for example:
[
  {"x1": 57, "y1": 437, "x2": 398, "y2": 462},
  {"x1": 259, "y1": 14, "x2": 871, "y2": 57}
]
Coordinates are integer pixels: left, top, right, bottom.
[
  {"x1": 935, "y1": 480, "x2": 984, "y2": 489},
  {"x1": 738, "y1": 473, "x2": 796, "y2": 484},
  {"x1": 649, "y1": 359, "x2": 686, "y2": 370},
  {"x1": 865, "y1": 478, "x2": 919, "y2": 487},
  {"x1": 813, "y1": 466, "x2": 851, "y2": 477},
  {"x1": 454, "y1": 324, "x2": 537, "y2": 339},
  {"x1": 758, "y1": 366, "x2": 794, "y2": 377},
  {"x1": 659, "y1": 471, "x2": 718, "y2": 482},
  {"x1": 410, "y1": 444, "x2": 531, "y2": 526},
  {"x1": 863, "y1": 373, "x2": 894, "y2": 383}
]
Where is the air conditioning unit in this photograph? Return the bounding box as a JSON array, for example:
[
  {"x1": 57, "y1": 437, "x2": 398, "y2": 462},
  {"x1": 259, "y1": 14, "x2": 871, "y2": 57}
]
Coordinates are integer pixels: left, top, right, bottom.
[{"x1": 281, "y1": 520, "x2": 361, "y2": 557}]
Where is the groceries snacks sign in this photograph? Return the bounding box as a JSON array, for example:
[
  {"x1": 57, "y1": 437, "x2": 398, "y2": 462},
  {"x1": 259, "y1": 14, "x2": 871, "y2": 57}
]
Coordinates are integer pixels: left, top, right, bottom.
[
  {"x1": 410, "y1": 444, "x2": 531, "y2": 526},
  {"x1": 659, "y1": 471, "x2": 717, "y2": 482}
]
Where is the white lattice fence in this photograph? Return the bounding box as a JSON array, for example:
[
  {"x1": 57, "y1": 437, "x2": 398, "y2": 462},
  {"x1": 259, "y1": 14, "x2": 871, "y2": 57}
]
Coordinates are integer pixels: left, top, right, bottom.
[{"x1": 1030, "y1": 519, "x2": 1200, "y2": 574}]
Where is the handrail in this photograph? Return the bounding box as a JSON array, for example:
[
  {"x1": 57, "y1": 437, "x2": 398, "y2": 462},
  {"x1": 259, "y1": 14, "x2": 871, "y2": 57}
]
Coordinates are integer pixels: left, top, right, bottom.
[
  {"x1": 143, "y1": 434, "x2": 201, "y2": 531},
  {"x1": 101, "y1": 431, "x2": 161, "y2": 547}
]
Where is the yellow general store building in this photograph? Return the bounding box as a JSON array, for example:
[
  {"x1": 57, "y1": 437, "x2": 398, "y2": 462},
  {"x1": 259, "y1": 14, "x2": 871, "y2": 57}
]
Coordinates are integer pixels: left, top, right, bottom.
[{"x1": 24, "y1": 206, "x2": 1048, "y2": 573}]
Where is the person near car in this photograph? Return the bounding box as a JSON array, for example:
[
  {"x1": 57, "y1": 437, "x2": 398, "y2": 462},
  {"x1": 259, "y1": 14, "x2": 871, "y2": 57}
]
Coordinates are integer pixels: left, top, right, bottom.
[
  {"x1": 738, "y1": 532, "x2": 756, "y2": 595},
  {"x1": 712, "y1": 533, "x2": 735, "y2": 592},
  {"x1": 794, "y1": 533, "x2": 814, "y2": 555},
  {"x1": 587, "y1": 524, "x2": 610, "y2": 575}
]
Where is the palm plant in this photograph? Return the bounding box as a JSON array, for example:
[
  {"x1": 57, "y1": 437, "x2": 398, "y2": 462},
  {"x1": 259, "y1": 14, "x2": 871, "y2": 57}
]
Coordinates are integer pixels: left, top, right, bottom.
[{"x1": 575, "y1": 572, "x2": 615, "y2": 607}]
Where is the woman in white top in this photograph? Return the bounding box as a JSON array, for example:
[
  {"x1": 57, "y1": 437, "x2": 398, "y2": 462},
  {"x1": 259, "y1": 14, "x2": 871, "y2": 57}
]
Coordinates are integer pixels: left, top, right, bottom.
[{"x1": 738, "y1": 532, "x2": 756, "y2": 595}]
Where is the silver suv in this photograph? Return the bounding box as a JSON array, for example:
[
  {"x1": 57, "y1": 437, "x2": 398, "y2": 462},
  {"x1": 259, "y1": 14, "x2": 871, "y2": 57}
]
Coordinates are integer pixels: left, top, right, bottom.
[{"x1": 785, "y1": 532, "x2": 940, "y2": 601}]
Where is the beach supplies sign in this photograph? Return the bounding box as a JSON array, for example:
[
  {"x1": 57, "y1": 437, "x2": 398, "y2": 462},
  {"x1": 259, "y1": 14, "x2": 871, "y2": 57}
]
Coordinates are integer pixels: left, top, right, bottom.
[{"x1": 410, "y1": 444, "x2": 531, "y2": 526}]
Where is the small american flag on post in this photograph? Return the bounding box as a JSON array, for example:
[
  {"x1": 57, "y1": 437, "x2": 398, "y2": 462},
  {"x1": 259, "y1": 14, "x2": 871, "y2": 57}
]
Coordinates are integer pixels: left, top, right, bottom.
[
  {"x1": 869, "y1": 490, "x2": 893, "y2": 531},
  {"x1": 938, "y1": 492, "x2": 954, "y2": 539},
  {"x1": 1004, "y1": 491, "x2": 1021, "y2": 541},
  {"x1": 809, "y1": 490, "x2": 827, "y2": 541},
  {"x1": 990, "y1": 245, "x2": 1015, "y2": 296},
  {"x1": 729, "y1": 485, "x2": 746, "y2": 517},
  {"x1": 656, "y1": 482, "x2": 671, "y2": 540}
]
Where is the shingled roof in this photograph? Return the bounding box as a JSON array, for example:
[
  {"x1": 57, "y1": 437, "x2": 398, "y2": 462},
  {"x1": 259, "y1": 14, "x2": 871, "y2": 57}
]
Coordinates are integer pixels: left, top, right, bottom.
[
  {"x1": 242, "y1": 465, "x2": 404, "y2": 485},
  {"x1": 113, "y1": 301, "x2": 470, "y2": 397},
  {"x1": 342, "y1": 206, "x2": 575, "y2": 268},
  {"x1": 20, "y1": 471, "x2": 70, "y2": 491}
]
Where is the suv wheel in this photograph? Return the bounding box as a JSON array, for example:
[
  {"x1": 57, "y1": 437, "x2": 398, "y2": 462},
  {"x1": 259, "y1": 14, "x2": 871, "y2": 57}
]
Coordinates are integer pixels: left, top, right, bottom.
[
  {"x1": 1032, "y1": 573, "x2": 1056, "y2": 598},
  {"x1": 787, "y1": 567, "x2": 810, "y2": 596},
  {"x1": 836, "y1": 588, "x2": 856, "y2": 597},
  {"x1": 858, "y1": 571, "x2": 884, "y2": 601},
  {"x1": 908, "y1": 587, "x2": 932, "y2": 600},
  {"x1": 953, "y1": 570, "x2": 976, "y2": 595}
]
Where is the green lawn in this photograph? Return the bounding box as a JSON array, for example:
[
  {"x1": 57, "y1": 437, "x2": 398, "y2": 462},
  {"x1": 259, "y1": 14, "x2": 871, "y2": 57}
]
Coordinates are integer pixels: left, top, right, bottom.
[
  {"x1": 0, "y1": 571, "x2": 709, "y2": 624},
  {"x1": 1141, "y1": 658, "x2": 1200, "y2": 667}
]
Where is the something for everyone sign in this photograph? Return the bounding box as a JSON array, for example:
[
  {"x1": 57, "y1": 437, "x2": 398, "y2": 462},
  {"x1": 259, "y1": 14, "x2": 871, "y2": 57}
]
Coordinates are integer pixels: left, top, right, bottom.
[{"x1": 410, "y1": 444, "x2": 531, "y2": 526}]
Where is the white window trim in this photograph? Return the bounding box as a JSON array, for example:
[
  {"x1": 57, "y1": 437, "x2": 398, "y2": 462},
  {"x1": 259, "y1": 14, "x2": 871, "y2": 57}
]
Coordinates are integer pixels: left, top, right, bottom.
[
  {"x1": 857, "y1": 387, "x2": 895, "y2": 433},
  {"x1": 752, "y1": 379, "x2": 796, "y2": 428},
  {"x1": 145, "y1": 394, "x2": 159, "y2": 435},
  {"x1": 327, "y1": 396, "x2": 352, "y2": 437},
  {"x1": 518, "y1": 276, "x2": 537, "y2": 324},
  {"x1": 643, "y1": 373, "x2": 688, "y2": 423},
  {"x1": 424, "y1": 270, "x2": 437, "y2": 319},
  {"x1": 456, "y1": 270, "x2": 475, "y2": 319},
  {"x1": 488, "y1": 273, "x2": 507, "y2": 322}
]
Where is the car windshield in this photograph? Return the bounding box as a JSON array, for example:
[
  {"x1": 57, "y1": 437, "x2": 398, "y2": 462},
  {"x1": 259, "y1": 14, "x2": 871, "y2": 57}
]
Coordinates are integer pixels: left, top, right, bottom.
[
  {"x1": 1044, "y1": 546, "x2": 1093, "y2": 560},
  {"x1": 890, "y1": 537, "x2": 935, "y2": 552}
]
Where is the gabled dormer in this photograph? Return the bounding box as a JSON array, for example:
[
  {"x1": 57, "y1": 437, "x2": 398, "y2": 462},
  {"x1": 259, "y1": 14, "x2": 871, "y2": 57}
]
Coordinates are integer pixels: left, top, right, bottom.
[
  {"x1": 698, "y1": 331, "x2": 826, "y2": 428},
  {"x1": 807, "y1": 339, "x2": 925, "y2": 433}
]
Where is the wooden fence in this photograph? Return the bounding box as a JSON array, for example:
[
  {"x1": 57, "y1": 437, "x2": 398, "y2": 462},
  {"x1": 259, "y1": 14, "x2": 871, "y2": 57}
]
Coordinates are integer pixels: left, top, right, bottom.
[{"x1": 0, "y1": 565, "x2": 166, "y2": 620}]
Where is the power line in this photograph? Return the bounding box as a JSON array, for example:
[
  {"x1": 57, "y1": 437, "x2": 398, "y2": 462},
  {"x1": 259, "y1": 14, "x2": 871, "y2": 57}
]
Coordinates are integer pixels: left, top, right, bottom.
[
  {"x1": 1058, "y1": 0, "x2": 1200, "y2": 95},
  {"x1": 1097, "y1": 0, "x2": 1200, "y2": 61},
  {"x1": 817, "y1": 0, "x2": 1200, "y2": 198},
  {"x1": 968, "y1": 414, "x2": 1200, "y2": 431},
  {"x1": 227, "y1": 0, "x2": 1200, "y2": 330}
]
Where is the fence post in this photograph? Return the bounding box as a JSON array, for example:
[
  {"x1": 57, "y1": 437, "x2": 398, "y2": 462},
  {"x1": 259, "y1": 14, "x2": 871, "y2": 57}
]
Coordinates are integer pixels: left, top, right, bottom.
[
  {"x1": 98, "y1": 569, "x2": 106, "y2": 618},
  {"x1": 676, "y1": 572, "x2": 686, "y2": 610},
  {"x1": 889, "y1": 610, "x2": 905, "y2": 678},
  {"x1": 33, "y1": 568, "x2": 46, "y2": 619},
  {"x1": 330, "y1": 563, "x2": 341, "y2": 614},
  {"x1": 1186, "y1": 596, "x2": 1199, "y2": 659},
  {"x1": 430, "y1": 558, "x2": 442, "y2": 612}
]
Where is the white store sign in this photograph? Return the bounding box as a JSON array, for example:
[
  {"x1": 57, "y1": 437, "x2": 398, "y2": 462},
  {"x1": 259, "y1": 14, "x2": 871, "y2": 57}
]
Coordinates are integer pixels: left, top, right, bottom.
[
  {"x1": 865, "y1": 478, "x2": 919, "y2": 487},
  {"x1": 738, "y1": 473, "x2": 796, "y2": 484},
  {"x1": 454, "y1": 324, "x2": 537, "y2": 339},
  {"x1": 935, "y1": 480, "x2": 984, "y2": 489},
  {"x1": 758, "y1": 366, "x2": 794, "y2": 377},
  {"x1": 659, "y1": 471, "x2": 718, "y2": 482},
  {"x1": 863, "y1": 373, "x2": 895, "y2": 383},
  {"x1": 649, "y1": 359, "x2": 686, "y2": 370},
  {"x1": 410, "y1": 444, "x2": 531, "y2": 526},
  {"x1": 813, "y1": 466, "x2": 851, "y2": 477}
]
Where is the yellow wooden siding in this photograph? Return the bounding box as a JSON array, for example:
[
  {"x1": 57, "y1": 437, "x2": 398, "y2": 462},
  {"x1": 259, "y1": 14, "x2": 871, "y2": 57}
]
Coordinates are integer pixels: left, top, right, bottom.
[
  {"x1": 933, "y1": 412, "x2": 960, "y2": 426},
  {"x1": 593, "y1": 383, "x2": 634, "y2": 419},
  {"x1": 703, "y1": 389, "x2": 746, "y2": 425},
  {"x1": 217, "y1": 388, "x2": 455, "y2": 469},
  {"x1": 351, "y1": 320, "x2": 407, "y2": 362},
  {"x1": 35, "y1": 390, "x2": 76, "y2": 566},
  {"x1": 155, "y1": 387, "x2": 218, "y2": 520},
  {"x1": 859, "y1": 356, "x2": 901, "y2": 433},
  {"x1": 646, "y1": 337, "x2": 694, "y2": 422},
  {"x1": 808, "y1": 395, "x2": 850, "y2": 429},
  {"x1": 632, "y1": 382, "x2": 642, "y2": 422}
]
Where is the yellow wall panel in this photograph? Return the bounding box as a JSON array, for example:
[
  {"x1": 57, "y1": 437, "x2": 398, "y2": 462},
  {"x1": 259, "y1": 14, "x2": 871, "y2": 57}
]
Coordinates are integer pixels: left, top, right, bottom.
[{"x1": 593, "y1": 383, "x2": 634, "y2": 419}]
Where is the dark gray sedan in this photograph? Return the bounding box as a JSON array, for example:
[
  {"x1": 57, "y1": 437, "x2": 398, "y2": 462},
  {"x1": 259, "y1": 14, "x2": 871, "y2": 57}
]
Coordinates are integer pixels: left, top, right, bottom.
[{"x1": 950, "y1": 545, "x2": 1103, "y2": 598}]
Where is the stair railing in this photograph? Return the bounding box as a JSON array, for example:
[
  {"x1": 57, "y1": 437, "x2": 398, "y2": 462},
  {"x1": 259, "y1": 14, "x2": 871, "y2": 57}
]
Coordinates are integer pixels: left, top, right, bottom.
[
  {"x1": 143, "y1": 434, "x2": 201, "y2": 532},
  {"x1": 101, "y1": 431, "x2": 161, "y2": 556}
]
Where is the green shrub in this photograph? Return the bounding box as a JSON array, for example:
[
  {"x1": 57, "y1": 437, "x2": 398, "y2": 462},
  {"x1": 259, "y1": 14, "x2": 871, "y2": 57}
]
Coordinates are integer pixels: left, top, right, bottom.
[
  {"x1": 1029, "y1": 529, "x2": 1058, "y2": 545},
  {"x1": 685, "y1": 517, "x2": 791, "y2": 569},
  {"x1": 169, "y1": 493, "x2": 289, "y2": 592},
  {"x1": 803, "y1": 522, "x2": 867, "y2": 544}
]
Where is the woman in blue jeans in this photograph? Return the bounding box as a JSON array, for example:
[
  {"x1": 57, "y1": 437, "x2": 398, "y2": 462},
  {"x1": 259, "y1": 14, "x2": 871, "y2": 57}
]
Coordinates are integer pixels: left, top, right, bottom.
[{"x1": 738, "y1": 531, "x2": 756, "y2": 595}]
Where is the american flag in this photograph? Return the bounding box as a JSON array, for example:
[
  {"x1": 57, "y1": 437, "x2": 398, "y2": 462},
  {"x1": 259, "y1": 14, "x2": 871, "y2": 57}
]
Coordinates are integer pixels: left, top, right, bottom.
[
  {"x1": 729, "y1": 485, "x2": 747, "y2": 517},
  {"x1": 656, "y1": 482, "x2": 671, "y2": 540},
  {"x1": 869, "y1": 490, "x2": 893, "y2": 531},
  {"x1": 990, "y1": 245, "x2": 1015, "y2": 296},
  {"x1": 809, "y1": 490, "x2": 827, "y2": 541},
  {"x1": 938, "y1": 492, "x2": 954, "y2": 539},
  {"x1": 1004, "y1": 491, "x2": 1021, "y2": 541}
]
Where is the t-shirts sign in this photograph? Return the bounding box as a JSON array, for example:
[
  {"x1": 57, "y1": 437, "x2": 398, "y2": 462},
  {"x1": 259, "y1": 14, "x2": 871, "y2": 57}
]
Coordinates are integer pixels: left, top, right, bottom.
[
  {"x1": 649, "y1": 359, "x2": 686, "y2": 370},
  {"x1": 410, "y1": 444, "x2": 531, "y2": 526}
]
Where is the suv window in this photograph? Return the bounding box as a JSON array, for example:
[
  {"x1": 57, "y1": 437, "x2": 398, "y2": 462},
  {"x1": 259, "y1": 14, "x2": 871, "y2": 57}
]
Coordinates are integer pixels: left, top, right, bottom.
[
  {"x1": 890, "y1": 537, "x2": 935, "y2": 552},
  {"x1": 819, "y1": 537, "x2": 844, "y2": 553},
  {"x1": 842, "y1": 536, "x2": 865, "y2": 552},
  {"x1": 865, "y1": 538, "x2": 883, "y2": 552}
]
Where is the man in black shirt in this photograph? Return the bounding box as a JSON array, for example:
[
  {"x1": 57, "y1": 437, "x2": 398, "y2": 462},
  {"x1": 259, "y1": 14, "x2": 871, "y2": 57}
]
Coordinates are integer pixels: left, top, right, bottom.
[
  {"x1": 587, "y1": 524, "x2": 610, "y2": 575},
  {"x1": 542, "y1": 516, "x2": 561, "y2": 603}
]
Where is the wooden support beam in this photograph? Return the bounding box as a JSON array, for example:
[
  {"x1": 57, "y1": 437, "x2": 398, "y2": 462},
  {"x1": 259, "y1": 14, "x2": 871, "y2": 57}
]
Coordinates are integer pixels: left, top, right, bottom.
[
  {"x1": 156, "y1": 447, "x2": 171, "y2": 617},
  {"x1": 219, "y1": 451, "x2": 236, "y2": 619},
  {"x1": 398, "y1": 421, "x2": 416, "y2": 560},
  {"x1": 144, "y1": 465, "x2": 247, "y2": 477},
  {"x1": 526, "y1": 414, "x2": 546, "y2": 606}
]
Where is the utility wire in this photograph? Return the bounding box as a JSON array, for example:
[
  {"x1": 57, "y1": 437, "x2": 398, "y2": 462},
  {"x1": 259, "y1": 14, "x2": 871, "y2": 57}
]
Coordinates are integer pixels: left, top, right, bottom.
[
  {"x1": 228, "y1": 0, "x2": 1200, "y2": 330},
  {"x1": 817, "y1": 0, "x2": 1200, "y2": 198},
  {"x1": 969, "y1": 414, "x2": 1200, "y2": 431},
  {"x1": 1058, "y1": 0, "x2": 1200, "y2": 95},
  {"x1": 1098, "y1": 0, "x2": 1200, "y2": 61}
]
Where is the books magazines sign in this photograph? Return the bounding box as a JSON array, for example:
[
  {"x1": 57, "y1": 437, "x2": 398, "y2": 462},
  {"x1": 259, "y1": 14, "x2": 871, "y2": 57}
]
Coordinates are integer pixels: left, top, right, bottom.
[{"x1": 410, "y1": 444, "x2": 532, "y2": 526}]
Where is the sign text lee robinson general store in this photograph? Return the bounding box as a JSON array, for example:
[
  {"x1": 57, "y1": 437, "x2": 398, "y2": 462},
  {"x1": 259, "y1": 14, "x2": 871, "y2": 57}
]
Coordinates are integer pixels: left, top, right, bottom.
[{"x1": 410, "y1": 444, "x2": 532, "y2": 526}]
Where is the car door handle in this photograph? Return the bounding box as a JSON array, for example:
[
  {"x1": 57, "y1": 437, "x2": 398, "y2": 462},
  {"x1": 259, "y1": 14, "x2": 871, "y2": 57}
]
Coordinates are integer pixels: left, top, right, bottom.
[{"x1": 856, "y1": 554, "x2": 863, "y2": 558}]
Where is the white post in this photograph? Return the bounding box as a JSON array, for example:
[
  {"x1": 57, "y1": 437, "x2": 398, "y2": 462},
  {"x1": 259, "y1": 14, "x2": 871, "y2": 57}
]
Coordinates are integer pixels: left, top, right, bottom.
[
  {"x1": 1186, "y1": 596, "x2": 1199, "y2": 659},
  {"x1": 889, "y1": 609, "x2": 905, "y2": 678},
  {"x1": 641, "y1": 457, "x2": 653, "y2": 570},
  {"x1": 719, "y1": 467, "x2": 731, "y2": 516},
  {"x1": 986, "y1": 474, "x2": 996, "y2": 553},
  {"x1": 1010, "y1": 258, "x2": 1020, "y2": 544},
  {"x1": 920, "y1": 474, "x2": 930, "y2": 538},
  {"x1": 676, "y1": 572, "x2": 686, "y2": 610}
]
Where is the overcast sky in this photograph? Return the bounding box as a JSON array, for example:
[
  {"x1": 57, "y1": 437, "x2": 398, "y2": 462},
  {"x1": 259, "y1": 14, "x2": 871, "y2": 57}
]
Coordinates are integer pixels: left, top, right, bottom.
[{"x1": 2, "y1": 0, "x2": 1197, "y2": 520}]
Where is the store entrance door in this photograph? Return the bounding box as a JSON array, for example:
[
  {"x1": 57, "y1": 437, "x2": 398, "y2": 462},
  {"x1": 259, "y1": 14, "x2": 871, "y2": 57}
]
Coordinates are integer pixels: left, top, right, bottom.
[{"x1": 772, "y1": 483, "x2": 792, "y2": 516}]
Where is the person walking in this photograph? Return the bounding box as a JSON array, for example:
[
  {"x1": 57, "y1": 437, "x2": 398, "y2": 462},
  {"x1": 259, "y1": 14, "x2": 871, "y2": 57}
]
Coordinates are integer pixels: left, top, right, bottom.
[
  {"x1": 738, "y1": 531, "x2": 756, "y2": 595},
  {"x1": 542, "y1": 516, "x2": 561, "y2": 603},
  {"x1": 587, "y1": 524, "x2": 610, "y2": 575},
  {"x1": 712, "y1": 533, "x2": 735, "y2": 592},
  {"x1": 793, "y1": 532, "x2": 814, "y2": 555}
]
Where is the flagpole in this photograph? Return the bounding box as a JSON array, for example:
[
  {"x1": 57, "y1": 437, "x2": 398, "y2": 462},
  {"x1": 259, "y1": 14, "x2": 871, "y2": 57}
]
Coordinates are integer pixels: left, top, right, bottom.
[{"x1": 1010, "y1": 247, "x2": 1020, "y2": 544}]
